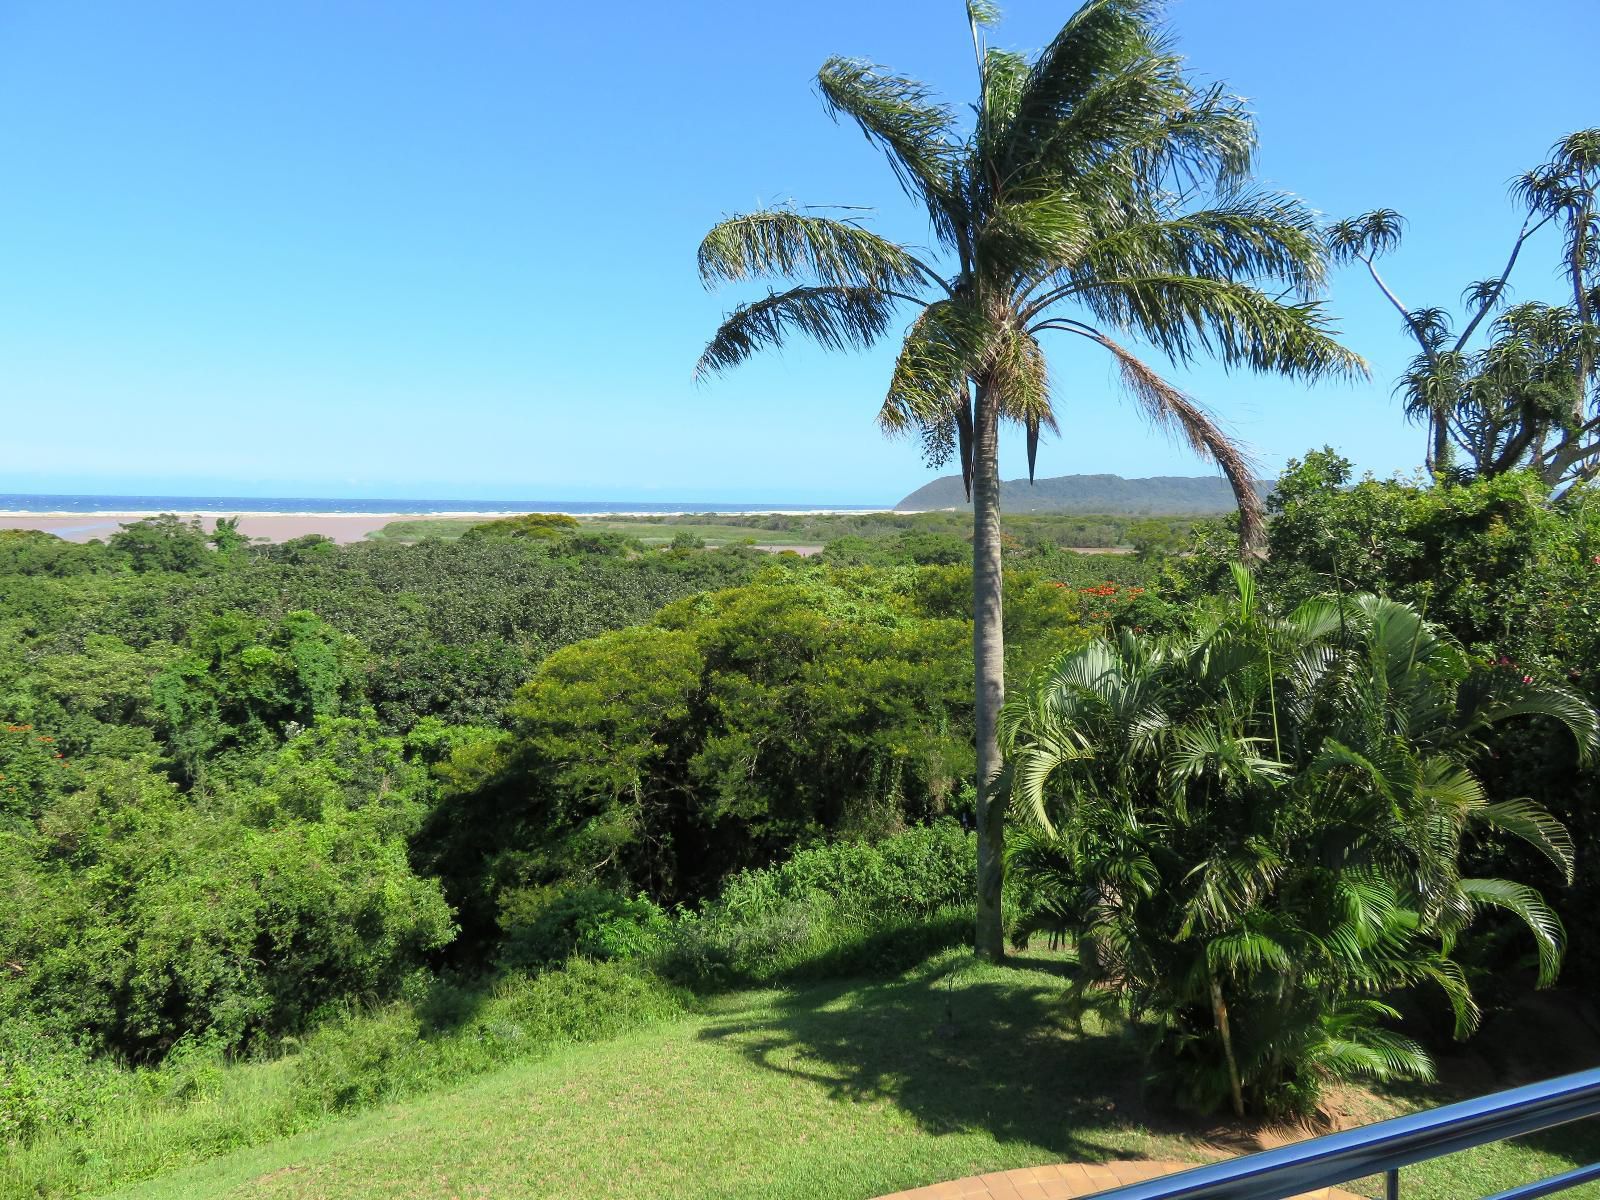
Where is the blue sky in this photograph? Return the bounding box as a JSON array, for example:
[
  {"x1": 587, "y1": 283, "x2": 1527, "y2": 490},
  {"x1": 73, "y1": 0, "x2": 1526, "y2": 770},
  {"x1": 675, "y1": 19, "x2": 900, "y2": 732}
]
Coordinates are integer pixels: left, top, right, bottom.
[{"x1": 0, "y1": 1, "x2": 1590, "y2": 504}]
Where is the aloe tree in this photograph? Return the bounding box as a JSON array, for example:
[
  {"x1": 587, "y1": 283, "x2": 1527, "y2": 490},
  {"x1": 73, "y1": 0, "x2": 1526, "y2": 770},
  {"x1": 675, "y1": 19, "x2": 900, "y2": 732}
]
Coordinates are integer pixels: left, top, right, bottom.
[
  {"x1": 1328, "y1": 130, "x2": 1600, "y2": 484},
  {"x1": 694, "y1": 0, "x2": 1363, "y2": 958},
  {"x1": 1003, "y1": 573, "x2": 1598, "y2": 1116}
]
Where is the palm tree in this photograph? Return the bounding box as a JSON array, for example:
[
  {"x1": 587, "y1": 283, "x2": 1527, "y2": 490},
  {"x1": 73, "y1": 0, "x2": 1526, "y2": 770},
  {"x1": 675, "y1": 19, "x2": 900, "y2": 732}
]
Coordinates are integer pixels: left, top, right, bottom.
[
  {"x1": 694, "y1": 0, "x2": 1363, "y2": 958},
  {"x1": 1003, "y1": 570, "x2": 1597, "y2": 1115}
]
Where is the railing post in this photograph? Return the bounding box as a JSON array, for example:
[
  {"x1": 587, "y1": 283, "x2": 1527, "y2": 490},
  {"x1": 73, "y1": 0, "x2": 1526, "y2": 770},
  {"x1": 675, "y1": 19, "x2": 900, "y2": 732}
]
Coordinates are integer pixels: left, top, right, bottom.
[{"x1": 1385, "y1": 1167, "x2": 1400, "y2": 1200}]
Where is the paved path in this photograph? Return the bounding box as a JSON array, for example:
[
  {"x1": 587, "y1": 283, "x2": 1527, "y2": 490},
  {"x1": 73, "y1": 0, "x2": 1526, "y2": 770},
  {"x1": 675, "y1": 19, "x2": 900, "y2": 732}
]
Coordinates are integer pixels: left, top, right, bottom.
[{"x1": 874, "y1": 1160, "x2": 1363, "y2": 1199}]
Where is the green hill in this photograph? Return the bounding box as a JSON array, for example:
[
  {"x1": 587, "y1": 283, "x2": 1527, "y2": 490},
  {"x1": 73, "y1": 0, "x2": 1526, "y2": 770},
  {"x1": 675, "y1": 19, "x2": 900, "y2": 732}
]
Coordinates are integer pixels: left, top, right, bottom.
[{"x1": 895, "y1": 472, "x2": 1266, "y2": 514}]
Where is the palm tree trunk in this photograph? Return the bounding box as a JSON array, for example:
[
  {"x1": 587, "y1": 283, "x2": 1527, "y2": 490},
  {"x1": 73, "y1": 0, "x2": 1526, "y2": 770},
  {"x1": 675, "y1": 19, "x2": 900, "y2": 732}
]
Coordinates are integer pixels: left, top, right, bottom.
[
  {"x1": 1209, "y1": 965, "x2": 1246, "y2": 1119},
  {"x1": 972, "y1": 380, "x2": 1007, "y2": 961}
]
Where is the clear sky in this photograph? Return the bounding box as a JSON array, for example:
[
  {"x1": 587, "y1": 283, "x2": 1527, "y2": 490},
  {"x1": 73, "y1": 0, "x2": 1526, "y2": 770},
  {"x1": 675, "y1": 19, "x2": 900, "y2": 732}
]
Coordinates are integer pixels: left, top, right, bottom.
[{"x1": 0, "y1": 1, "x2": 1591, "y2": 503}]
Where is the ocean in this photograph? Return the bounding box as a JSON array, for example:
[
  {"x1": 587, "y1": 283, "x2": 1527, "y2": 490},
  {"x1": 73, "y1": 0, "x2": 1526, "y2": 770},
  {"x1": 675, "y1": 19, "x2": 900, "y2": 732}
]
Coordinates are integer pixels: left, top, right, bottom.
[{"x1": 0, "y1": 494, "x2": 882, "y2": 515}]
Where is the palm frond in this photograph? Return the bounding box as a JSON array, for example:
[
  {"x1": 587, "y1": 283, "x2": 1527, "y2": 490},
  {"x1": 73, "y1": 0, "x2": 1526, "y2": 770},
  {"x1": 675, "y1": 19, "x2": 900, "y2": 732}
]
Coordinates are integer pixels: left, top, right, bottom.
[
  {"x1": 1001, "y1": 1, "x2": 1193, "y2": 183},
  {"x1": 1063, "y1": 191, "x2": 1329, "y2": 300},
  {"x1": 1074, "y1": 330, "x2": 1265, "y2": 551},
  {"x1": 976, "y1": 48, "x2": 1030, "y2": 160},
  {"x1": 695, "y1": 285, "x2": 899, "y2": 378},
  {"x1": 1472, "y1": 799, "x2": 1574, "y2": 882},
  {"x1": 1454, "y1": 878, "x2": 1566, "y2": 987},
  {"x1": 1147, "y1": 81, "x2": 1256, "y2": 196},
  {"x1": 1312, "y1": 1021, "x2": 1435, "y2": 1084},
  {"x1": 1328, "y1": 871, "x2": 1403, "y2": 956},
  {"x1": 1419, "y1": 954, "x2": 1480, "y2": 1038},
  {"x1": 1416, "y1": 757, "x2": 1486, "y2": 816},
  {"x1": 879, "y1": 300, "x2": 988, "y2": 433},
  {"x1": 1006, "y1": 0, "x2": 1157, "y2": 128},
  {"x1": 1457, "y1": 673, "x2": 1600, "y2": 763},
  {"x1": 990, "y1": 330, "x2": 1058, "y2": 482},
  {"x1": 1325, "y1": 209, "x2": 1406, "y2": 265},
  {"x1": 1071, "y1": 274, "x2": 1368, "y2": 381},
  {"x1": 697, "y1": 209, "x2": 929, "y2": 291},
  {"x1": 816, "y1": 58, "x2": 961, "y2": 243},
  {"x1": 977, "y1": 192, "x2": 1092, "y2": 279},
  {"x1": 1309, "y1": 738, "x2": 1400, "y2": 808},
  {"x1": 1008, "y1": 727, "x2": 1096, "y2": 831},
  {"x1": 1205, "y1": 928, "x2": 1291, "y2": 975}
]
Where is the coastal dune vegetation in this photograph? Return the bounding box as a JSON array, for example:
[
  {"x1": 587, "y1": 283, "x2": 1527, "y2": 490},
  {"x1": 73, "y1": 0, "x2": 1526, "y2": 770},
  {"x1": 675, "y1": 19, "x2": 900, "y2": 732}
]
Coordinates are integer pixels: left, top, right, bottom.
[{"x1": 363, "y1": 506, "x2": 1201, "y2": 557}]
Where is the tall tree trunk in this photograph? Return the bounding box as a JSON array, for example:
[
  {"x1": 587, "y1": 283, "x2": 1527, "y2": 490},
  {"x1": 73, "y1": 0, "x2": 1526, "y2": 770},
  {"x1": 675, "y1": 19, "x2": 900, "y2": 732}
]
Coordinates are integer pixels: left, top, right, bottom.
[{"x1": 972, "y1": 380, "x2": 1007, "y2": 961}]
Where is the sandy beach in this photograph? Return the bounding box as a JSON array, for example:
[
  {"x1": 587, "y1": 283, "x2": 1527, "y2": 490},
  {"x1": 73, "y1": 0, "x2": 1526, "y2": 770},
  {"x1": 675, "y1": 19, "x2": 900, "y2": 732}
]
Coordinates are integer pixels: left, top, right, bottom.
[{"x1": 0, "y1": 509, "x2": 896, "y2": 545}]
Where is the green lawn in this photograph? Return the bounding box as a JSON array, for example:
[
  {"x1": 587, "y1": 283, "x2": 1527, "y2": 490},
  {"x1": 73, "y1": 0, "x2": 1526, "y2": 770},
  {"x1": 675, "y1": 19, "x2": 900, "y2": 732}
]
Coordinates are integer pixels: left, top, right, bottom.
[{"x1": 88, "y1": 956, "x2": 1600, "y2": 1200}]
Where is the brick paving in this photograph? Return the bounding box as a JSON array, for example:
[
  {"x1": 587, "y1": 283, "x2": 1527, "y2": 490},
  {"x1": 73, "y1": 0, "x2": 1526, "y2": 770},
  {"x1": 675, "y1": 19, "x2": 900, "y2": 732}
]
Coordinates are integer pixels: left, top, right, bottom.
[{"x1": 872, "y1": 1160, "x2": 1363, "y2": 1199}]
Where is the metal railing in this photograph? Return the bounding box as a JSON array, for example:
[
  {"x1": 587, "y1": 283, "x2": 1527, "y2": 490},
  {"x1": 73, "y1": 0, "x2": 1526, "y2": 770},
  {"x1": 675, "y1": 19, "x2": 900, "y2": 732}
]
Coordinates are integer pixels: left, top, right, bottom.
[{"x1": 1083, "y1": 1066, "x2": 1600, "y2": 1200}]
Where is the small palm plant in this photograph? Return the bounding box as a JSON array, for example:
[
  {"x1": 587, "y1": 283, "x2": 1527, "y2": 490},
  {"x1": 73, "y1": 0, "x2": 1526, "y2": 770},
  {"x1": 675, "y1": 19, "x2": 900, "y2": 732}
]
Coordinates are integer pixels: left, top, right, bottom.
[
  {"x1": 694, "y1": 0, "x2": 1364, "y2": 957},
  {"x1": 1003, "y1": 568, "x2": 1598, "y2": 1117}
]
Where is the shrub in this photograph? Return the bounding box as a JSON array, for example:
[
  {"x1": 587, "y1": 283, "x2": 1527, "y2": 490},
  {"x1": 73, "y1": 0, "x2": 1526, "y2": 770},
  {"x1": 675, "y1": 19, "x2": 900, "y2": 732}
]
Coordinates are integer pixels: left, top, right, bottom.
[
  {"x1": 1005, "y1": 571, "x2": 1597, "y2": 1118},
  {"x1": 1181, "y1": 452, "x2": 1600, "y2": 989},
  {"x1": 657, "y1": 823, "x2": 977, "y2": 988},
  {"x1": 0, "y1": 724, "x2": 455, "y2": 1059},
  {"x1": 497, "y1": 887, "x2": 670, "y2": 970},
  {"x1": 463, "y1": 513, "x2": 581, "y2": 541},
  {"x1": 428, "y1": 572, "x2": 983, "y2": 959},
  {"x1": 718, "y1": 822, "x2": 975, "y2": 919},
  {"x1": 0, "y1": 1021, "x2": 133, "y2": 1145}
]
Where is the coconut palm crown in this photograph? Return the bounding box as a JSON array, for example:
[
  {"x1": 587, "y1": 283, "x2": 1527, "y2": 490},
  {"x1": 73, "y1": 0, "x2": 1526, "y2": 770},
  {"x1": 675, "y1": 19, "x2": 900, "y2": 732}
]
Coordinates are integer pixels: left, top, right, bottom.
[{"x1": 695, "y1": 0, "x2": 1365, "y2": 958}]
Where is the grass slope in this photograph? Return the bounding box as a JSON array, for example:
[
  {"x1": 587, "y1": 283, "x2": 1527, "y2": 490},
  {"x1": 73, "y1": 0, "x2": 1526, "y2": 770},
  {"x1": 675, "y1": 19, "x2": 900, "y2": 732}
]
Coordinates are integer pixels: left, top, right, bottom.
[{"x1": 95, "y1": 955, "x2": 1600, "y2": 1200}]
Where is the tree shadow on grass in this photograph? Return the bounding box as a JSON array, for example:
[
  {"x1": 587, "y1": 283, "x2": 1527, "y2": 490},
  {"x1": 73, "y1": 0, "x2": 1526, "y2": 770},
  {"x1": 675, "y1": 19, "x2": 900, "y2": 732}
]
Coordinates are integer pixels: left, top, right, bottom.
[
  {"x1": 698, "y1": 955, "x2": 1600, "y2": 1189},
  {"x1": 696, "y1": 956, "x2": 1157, "y2": 1162}
]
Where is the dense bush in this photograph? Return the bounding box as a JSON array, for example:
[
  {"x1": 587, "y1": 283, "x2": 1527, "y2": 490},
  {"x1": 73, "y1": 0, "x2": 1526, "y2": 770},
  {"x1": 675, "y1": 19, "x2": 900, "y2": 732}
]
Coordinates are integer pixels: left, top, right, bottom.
[
  {"x1": 463, "y1": 512, "x2": 581, "y2": 540},
  {"x1": 153, "y1": 609, "x2": 364, "y2": 780},
  {"x1": 0, "y1": 720, "x2": 454, "y2": 1058},
  {"x1": 714, "y1": 821, "x2": 976, "y2": 919},
  {"x1": 106, "y1": 514, "x2": 226, "y2": 574},
  {"x1": 1183, "y1": 452, "x2": 1600, "y2": 989},
  {"x1": 0, "y1": 1019, "x2": 131, "y2": 1146},
  {"x1": 0, "y1": 532, "x2": 767, "y2": 738},
  {"x1": 0, "y1": 529, "x2": 107, "y2": 578},
  {"x1": 497, "y1": 887, "x2": 671, "y2": 971},
  {"x1": 1186, "y1": 450, "x2": 1600, "y2": 660},
  {"x1": 658, "y1": 823, "x2": 977, "y2": 988},
  {"x1": 421, "y1": 567, "x2": 1079, "y2": 957},
  {"x1": 421, "y1": 571, "x2": 966, "y2": 940},
  {"x1": 1004, "y1": 572, "x2": 1596, "y2": 1118}
]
